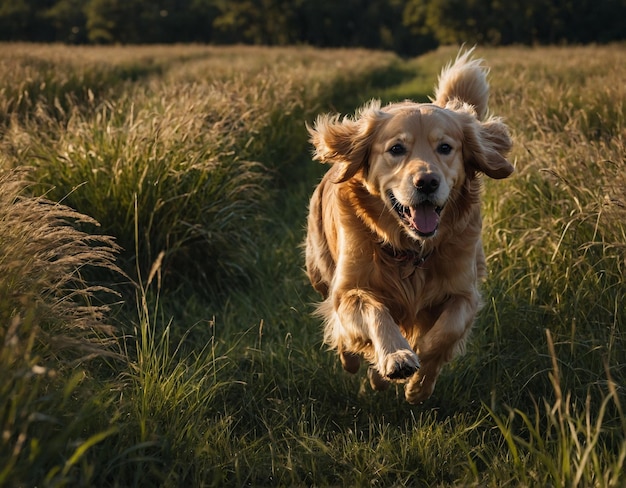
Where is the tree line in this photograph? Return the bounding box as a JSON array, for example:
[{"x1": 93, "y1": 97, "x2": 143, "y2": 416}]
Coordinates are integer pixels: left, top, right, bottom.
[{"x1": 1, "y1": 0, "x2": 624, "y2": 55}]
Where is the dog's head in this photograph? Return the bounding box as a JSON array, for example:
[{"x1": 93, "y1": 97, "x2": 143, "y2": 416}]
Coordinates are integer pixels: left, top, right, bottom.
[{"x1": 308, "y1": 51, "x2": 513, "y2": 241}]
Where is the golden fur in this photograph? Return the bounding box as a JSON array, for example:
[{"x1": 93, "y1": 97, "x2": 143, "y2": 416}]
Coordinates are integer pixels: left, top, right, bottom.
[{"x1": 305, "y1": 49, "x2": 514, "y2": 404}]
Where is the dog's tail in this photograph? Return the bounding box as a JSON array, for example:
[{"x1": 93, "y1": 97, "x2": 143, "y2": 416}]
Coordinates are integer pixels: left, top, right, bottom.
[{"x1": 433, "y1": 47, "x2": 490, "y2": 120}]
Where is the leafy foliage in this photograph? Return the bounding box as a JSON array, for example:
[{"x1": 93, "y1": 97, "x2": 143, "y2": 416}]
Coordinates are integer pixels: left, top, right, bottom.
[{"x1": 1, "y1": 0, "x2": 625, "y2": 52}]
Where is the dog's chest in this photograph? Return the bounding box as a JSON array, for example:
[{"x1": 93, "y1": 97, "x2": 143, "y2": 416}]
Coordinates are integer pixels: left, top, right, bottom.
[{"x1": 375, "y1": 258, "x2": 438, "y2": 323}]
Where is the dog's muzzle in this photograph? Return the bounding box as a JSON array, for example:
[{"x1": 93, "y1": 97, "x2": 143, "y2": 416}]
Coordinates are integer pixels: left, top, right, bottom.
[{"x1": 388, "y1": 190, "x2": 443, "y2": 237}]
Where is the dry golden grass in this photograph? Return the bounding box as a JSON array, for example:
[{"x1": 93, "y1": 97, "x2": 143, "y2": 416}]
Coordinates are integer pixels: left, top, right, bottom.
[
  {"x1": 0, "y1": 44, "x2": 400, "y2": 287},
  {"x1": 0, "y1": 166, "x2": 121, "y2": 361}
]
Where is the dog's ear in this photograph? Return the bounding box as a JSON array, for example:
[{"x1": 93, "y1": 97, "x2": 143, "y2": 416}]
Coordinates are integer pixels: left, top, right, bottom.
[
  {"x1": 461, "y1": 113, "x2": 514, "y2": 179},
  {"x1": 307, "y1": 100, "x2": 388, "y2": 183}
]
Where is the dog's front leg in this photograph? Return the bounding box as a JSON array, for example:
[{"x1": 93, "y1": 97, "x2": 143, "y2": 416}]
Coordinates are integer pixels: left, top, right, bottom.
[
  {"x1": 405, "y1": 293, "x2": 478, "y2": 404},
  {"x1": 329, "y1": 289, "x2": 420, "y2": 381}
]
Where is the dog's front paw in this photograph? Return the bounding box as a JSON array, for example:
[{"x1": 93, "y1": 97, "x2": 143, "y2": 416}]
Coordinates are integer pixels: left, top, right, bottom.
[{"x1": 380, "y1": 350, "x2": 420, "y2": 381}]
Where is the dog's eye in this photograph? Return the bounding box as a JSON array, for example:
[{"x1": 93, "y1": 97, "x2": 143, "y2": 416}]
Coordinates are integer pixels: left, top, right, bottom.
[
  {"x1": 389, "y1": 144, "x2": 406, "y2": 156},
  {"x1": 437, "y1": 143, "x2": 453, "y2": 155}
]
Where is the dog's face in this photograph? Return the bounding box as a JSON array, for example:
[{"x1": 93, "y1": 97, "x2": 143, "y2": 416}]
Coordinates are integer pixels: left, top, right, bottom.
[
  {"x1": 368, "y1": 104, "x2": 466, "y2": 239},
  {"x1": 309, "y1": 100, "x2": 513, "y2": 241}
]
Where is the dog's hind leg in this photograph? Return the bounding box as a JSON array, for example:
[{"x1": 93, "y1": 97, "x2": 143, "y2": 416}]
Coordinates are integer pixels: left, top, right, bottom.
[
  {"x1": 339, "y1": 349, "x2": 361, "y2": 374},
  {"x1": 367, "y1": 366, "x2": 390, "y2": 391}
]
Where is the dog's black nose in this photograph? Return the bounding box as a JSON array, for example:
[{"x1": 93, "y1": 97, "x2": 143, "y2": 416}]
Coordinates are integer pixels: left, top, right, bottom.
[{"x1": 415, "y1": 175, "x2": 440, "y2": 194}]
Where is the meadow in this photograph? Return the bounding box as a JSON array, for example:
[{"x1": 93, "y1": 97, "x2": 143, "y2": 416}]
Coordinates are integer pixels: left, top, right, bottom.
[{"x1": 0, "y1": 43, "x2": 624, "y2": 486}]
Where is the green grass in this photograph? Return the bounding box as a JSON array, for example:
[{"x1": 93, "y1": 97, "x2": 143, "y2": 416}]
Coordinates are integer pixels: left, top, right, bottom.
[{"x1": 0, "y1": 43, "x2": 624, "y2": 486}]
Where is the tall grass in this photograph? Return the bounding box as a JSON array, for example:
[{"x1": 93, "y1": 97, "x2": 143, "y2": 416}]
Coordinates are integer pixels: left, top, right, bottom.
[
  {"x1": 0, "y1": 43, "x2": 219, "y2": 126},
  {"x1": 472, "y1": 45, "x2": 626, "y2": 486},
  {"x1": 0, "y1": 166, "x2": 120, "y2": 359},
  {"x1": 27, "y1": 90, "x2": 270, "y2": 286},
  {"x1": 0, "y1": 44, "x2": 624, "y2": 486},
  {"x1": 0, "y1": 166, "x2": 122, "y2": 486},
  {"x1": 0, "y1": 44, "x2": 401, "y2": 287},
  {"x1": 480, "y1": 45, "x2": 625, "y2": 398},
  {"x1": 484, "y1": 330, "x2": 625, "y2": 487}
]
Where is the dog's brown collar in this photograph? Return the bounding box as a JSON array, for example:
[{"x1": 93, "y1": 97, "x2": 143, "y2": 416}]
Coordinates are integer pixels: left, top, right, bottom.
[{"x1": 380, "y1": 243, "x2": 433, "y2": 268}]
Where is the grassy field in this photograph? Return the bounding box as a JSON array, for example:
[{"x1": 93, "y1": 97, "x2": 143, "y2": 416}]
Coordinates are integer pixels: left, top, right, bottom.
[{"x1": 0, "y1": 43, "x2": 624, "y2": 487}]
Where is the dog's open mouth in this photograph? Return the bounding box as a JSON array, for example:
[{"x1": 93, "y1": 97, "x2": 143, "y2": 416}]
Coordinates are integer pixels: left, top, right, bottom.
[{"x1": 388, "y1": 191, "x2": 442, "y2": 237}]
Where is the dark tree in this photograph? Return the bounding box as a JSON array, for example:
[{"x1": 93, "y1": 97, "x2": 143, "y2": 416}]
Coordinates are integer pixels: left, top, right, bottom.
[{"x1": 0, "y1": 0, "x2": 623, "y2": 51}]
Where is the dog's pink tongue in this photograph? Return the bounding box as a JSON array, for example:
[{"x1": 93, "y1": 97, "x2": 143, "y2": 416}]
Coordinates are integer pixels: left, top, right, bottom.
[{"x1": 410, "y1": 204, "x2": 439, "y2": 234}]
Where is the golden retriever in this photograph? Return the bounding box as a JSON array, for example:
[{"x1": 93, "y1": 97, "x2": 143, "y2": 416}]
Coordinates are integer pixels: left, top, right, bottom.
[{"x1": 305, "y1": 49, "x2": 514, "y2": 404}]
